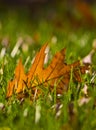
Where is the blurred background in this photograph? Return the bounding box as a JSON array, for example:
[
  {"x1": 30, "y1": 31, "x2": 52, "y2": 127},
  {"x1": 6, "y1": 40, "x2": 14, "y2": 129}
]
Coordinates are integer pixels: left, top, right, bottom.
[{"x1": 0, "y1": 0, "x2": 96, "y2": 62}]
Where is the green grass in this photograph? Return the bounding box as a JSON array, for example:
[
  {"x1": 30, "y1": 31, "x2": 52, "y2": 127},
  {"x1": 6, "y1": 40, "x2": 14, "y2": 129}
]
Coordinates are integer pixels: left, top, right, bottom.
[{"x1": 0, "y1": 7, "x2": 96, "y2": 130}]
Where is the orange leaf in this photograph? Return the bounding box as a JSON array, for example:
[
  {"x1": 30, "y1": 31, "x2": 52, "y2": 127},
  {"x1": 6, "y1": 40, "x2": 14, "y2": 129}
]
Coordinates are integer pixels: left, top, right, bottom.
[
  {"x1": 6, "y1": 59, "x2": 26, "y2": 97},
  {"x1": 6, "y1": 44, "x2": 89, "y2": 98},
  {"x1": 75, "y1": 1, "x2": 96, "y2": 25}
]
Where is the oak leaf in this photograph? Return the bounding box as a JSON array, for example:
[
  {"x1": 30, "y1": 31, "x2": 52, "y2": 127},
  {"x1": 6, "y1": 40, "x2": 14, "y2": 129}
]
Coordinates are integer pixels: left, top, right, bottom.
[
  {"x1": 6, "y1": 59, "x2": 26, "y2": 97},
  {"x1": 6, "y1": 44, "x2": 89, "y2": 99}
]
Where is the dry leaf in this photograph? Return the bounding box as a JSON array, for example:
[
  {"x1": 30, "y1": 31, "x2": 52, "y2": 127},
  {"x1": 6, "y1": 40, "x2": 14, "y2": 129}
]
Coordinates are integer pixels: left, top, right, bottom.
[
  {"x1": 6, "y1": 59, "x2": 26, "y2": 97},
  {"x1": 75, "y1": 1, "x2": 96, "y2": 25},
  {"x1": 6, "y1": 44, "x2": 89, "y2": 99}
]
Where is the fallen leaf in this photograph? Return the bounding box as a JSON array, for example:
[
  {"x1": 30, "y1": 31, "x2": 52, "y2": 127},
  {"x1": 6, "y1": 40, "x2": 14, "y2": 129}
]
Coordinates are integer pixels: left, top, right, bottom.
[
  {"x1": 6, "y1": 44, "x2": 89, "y2": 99},
  {"x1": 6, "y1": 59, "x2": 26, "y2": 97},
  {"x1": 75, "y1": 1, "x2": 96, "y2": 26}
]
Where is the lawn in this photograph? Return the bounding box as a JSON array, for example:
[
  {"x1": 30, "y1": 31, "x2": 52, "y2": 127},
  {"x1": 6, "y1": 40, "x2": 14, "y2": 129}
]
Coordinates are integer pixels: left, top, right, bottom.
[{"x1": 0, "y1": 2, "x2": 96, "y2": 130}]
